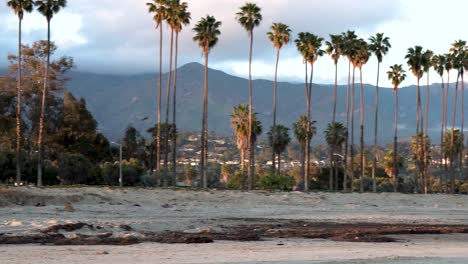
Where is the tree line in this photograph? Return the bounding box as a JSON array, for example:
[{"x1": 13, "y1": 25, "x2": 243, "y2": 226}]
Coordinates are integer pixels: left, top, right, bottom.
[
  {"x1": 146, "y1": 1, "x2": 467, "y2": 193},
  {"x1": 4, "y1": 1, "x2": 467, "y2": 193}
]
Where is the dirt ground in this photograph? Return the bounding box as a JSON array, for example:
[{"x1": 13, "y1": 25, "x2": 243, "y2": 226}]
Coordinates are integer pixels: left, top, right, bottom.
[{"x1": 1, "y1": 187, "x2": 468, "y2": 263}]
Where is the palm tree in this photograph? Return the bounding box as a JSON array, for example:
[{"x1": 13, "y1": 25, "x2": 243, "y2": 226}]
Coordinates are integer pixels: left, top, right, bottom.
[
  {"x1": 167, "y1": 0, "x2": 190, "y2": 186},
  {"x1": 443, "y1": 129, "x2": 464, "y2": 193},
  {"x1": 267, "y1": 125, "x2": 291, "y2": 175},
  {"x1": 326, "y1": 34, "x2": 344, "y2": 124},
  {"x1": 293, "y1": 116, "x2": 317, "y2": 186},
  {"x1": 192, "y1": 15, "x2": 221, "y2": 188},
  {"x1": 7, "y1": 0, "x2": 34, "y2": 184},
  {"x1": 432, "y1": 54, "x2": 447, "y2": 192},
  {"x1": 35, "y1": 0, "x2": 67, "y2": 187},
  {"x1": 353, "y1": 40, "x2": 371, "y2": 193},
  {"x1": 295, "y1": 32, "x2": 324, "y2": 191},
  {"x1": 236, "y1": 2, "x2": 262, "y2": 191},
  {"x1": 387, "y1": 64, "x2": 406, "y2": 192},
  {"x1": 325, "y1": 34, "x2": 344, "y2": 191},
  {"x1": 325, "y1": 122, "x2": 346, "y2": 191},
  {"x1": 368, "y1": 33, "x2": 391, "y2": 193},
  {"x1": 267, "y1": 22, "x2": 291, "y2": 172},
  {"x1": 341, "y1": 30, "x2": 357, "y2": 192},
  {"x1": 422, "y1": 49, "x2": 434, "y2": 194},
  {"x1": 147, "y1": 0, "x2": 168, "y2": 180},
  {"x1": 405, "y1": 45, "x2": 425, "y2": 193},
  {"x1": 450, "y1": 40, "x2": 467, "y2": 193},
  {"x1": 231, "y1": 104, "x2": 249, "y2": 183}
]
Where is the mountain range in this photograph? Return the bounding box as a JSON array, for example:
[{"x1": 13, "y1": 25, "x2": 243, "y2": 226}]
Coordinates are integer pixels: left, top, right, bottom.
[{"x1": 67, "y1": 62, "x2": 465, "y2": 145}]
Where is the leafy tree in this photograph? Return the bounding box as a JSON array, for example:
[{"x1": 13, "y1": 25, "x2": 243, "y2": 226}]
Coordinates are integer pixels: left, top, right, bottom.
[
  {"x1": 57, "y1": 153, "x2": 94, "y2": 185},
  {"x1": 383, "y1": 150, "x2": 404, "y2": 191},
  {"x1": 368, "y1": 33, "x2": 391, "y2": 192},
  {"x1": 122, "y1": 126, "x2": 145, "y2": 160},
  {"x1": 193, "y1": 15, "x2": 221, "y2": 188},
  {"x1": 267, "y1": 125, "x2": 291, "y2": 174},
  {"x1": 236, "y1": 2, "x2": 262, "y2": 191},
  {"x1": 7, "y1": 0, "x2": 34, "y2": 184}
]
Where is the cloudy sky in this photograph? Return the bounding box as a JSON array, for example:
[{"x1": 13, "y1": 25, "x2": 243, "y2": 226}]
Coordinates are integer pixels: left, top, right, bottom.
[{"x1": 1, "y1": 0, "x2": 466, "y2": 87}]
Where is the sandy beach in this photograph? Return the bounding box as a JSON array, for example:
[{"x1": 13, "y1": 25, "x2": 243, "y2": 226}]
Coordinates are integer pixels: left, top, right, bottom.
[{"x1": 1, "y1": 187, "x2": 468, "y2": 263}]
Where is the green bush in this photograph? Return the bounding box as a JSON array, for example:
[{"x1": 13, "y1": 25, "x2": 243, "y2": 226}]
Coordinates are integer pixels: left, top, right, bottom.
[
  {"x1": 58, "y1": 153, "x2": 94, "y2": 185},
  {"x1": 101, "y1": 158, "x2": 143, "y2": 186},
  {"x1": 227, "y1": 170, "x2": 261, "y2": 190},
  {"x1": 259, "y1": 174, "x2": 295, "y2": 191}
]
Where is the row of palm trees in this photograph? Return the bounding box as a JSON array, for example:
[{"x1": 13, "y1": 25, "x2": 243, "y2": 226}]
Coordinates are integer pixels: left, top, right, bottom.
[{"x1": 8, "y1": 0, "x2": 67, "y2": 186}]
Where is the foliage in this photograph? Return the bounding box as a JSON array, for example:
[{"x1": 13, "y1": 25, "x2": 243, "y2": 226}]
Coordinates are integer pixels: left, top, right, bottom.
[
  {"x1": 383, "y1": 150, "x2": 404, "y2": 178},
  {"x1": 101, "y1": 159, "x2": 144, "y2": 186},
  {"x1": 267, "y1": 125, "x2": 291, "y2": 156},
  {"x1": 259, "y1": 174, "x2": 295, "y2": 191},
  {"x1": 57, "y1": 153, "x2": 96, "y2": 185}
]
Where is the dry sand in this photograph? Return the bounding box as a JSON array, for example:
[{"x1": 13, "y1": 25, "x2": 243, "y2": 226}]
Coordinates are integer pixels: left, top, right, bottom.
[{"x1": 1, "y1": 187, "x2": 468, "y2": 263}]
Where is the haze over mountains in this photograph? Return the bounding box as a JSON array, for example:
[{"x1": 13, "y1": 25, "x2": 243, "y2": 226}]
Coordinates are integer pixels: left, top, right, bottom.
[{"x1": 67, "y1": 62, "x2": 464, "y2": 144}]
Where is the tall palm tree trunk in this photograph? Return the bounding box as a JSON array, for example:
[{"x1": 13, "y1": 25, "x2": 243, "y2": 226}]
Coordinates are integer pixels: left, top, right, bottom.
[
  {"x1": 459, "y1": 73, "x2": 465, "y2": 188},
  {"x1": 343, "y1": 61, "x2": 351, "y2": 192},
  {"x1": 450, "y1": 74, "x2": 460, "y2": 194},
  {"x1": 16, "y1": 16, "x2": 23, "y2": 184},
  {"x1": 37, "y1": 20, "x2": 51, "y2": 187},
  {"x1": 171, "y1": 31, "x2": 179, "y2": 187},
  {"x1": 359, "y1": 67, "x2": 365, "y2": 193},
  {"x1": 200, "y1": 52, "x2": 209, "y2": 188},
  {"x1": 156, "y1": 24, "x2": 163, "y2": 179},
  {"x1": 306, "y1": 64, "x2": 314, "y2": 192},
  {"x1": 423, "y1": 74, "x2": 430, "y2": 194},
  {"x1": 329, "y1": 62, "x2": 339, "y2": 191},
  {"x1": 350, "y1": 67, "x2": 356, "y2": 192},
  {"x1": 277, "y1": 152, "x2": 281, "y2": 175},
  {"x1": 164, "y1": 29, "x2": 174, "y2": 187},
  {"x1": 372, "y1": 62, "x2": 380, "y2": 193},
  {"x1": 443, "y1": 75, "x2": 450, "y2": 193},
  {"x1": 415, "y1": 79, "x2": 421, "y2": 193},
  {"x1": 303, "y1": 62, "x2": 310, "y2": 191},
  {"x1": 272, "y1": 48, "x2": 280, "y2": 173},
  {"x1": 393, "y1": 88, "x2": 399, "y2": 192},
  {"x1": 248, "y1": 31, "x2": 254, "y2": 191},
  {"x1": 440, "y1": 79, "x2": 445, "y2": 193}
]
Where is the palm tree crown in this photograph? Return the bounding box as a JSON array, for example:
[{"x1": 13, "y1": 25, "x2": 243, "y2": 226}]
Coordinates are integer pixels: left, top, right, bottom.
[
  {"x1": 7, "y1": 0, "x2": 34, "y2": 19},
  {"x1": 432, "y1": 55, "x2": 446, "y2": 77},
  {"x1": 352, "y1": 39, "x2": 371, "y2": 69},
  {"x1": 387, "y1": 64, "x2": 407, "y2": 91},
  {"x1": 295, "y1": 32, "x2": 325, "y2": 64},
  {"x1": 405, "y1": 46, "x2": 426, "y2": 79},
  {"x1": 192, "y1": 15, "x2": 222, "y2": 55},
  {"x1": 267, "y1": 22, "x2": 291, "y2": 50},
  {"x1": 368, "y1": 33, "x2": 391, "y2": 63},
  {"x1": 325, "y1": 34, "x2": 344, "y2": 65},
  {"x1": 236, "y1": 2, "x2": 262, "y2": 32},
  {"x1": 293, "y1": 116, "x2": 317, "y2": 146},
  {"x1": 167, "y1": 0, "x2": 191, "y2": 33},
  {"x1": 147, "y1": 0, "x2": 167, "y2": 28},
  {"x1": 35, "y1": 0, "x2": 67, "y2": 21}
]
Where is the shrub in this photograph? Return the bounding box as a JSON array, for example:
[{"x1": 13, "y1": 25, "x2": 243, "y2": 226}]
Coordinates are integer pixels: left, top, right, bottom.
[
  {"x1": 101, "y1": 158, "x2": 143, "y2": 186},
  {"x1": 58, "y1": 153, "x2": 94, "y2": 185},
  {"x1": 259, "y1": 174, "x2": 295, "y2": 191}
]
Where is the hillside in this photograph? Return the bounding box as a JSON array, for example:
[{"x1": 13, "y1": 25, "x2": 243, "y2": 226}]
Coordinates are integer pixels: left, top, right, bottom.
[{"x1": 68, "y1": 62, "x2": 463, "y2": 144}]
